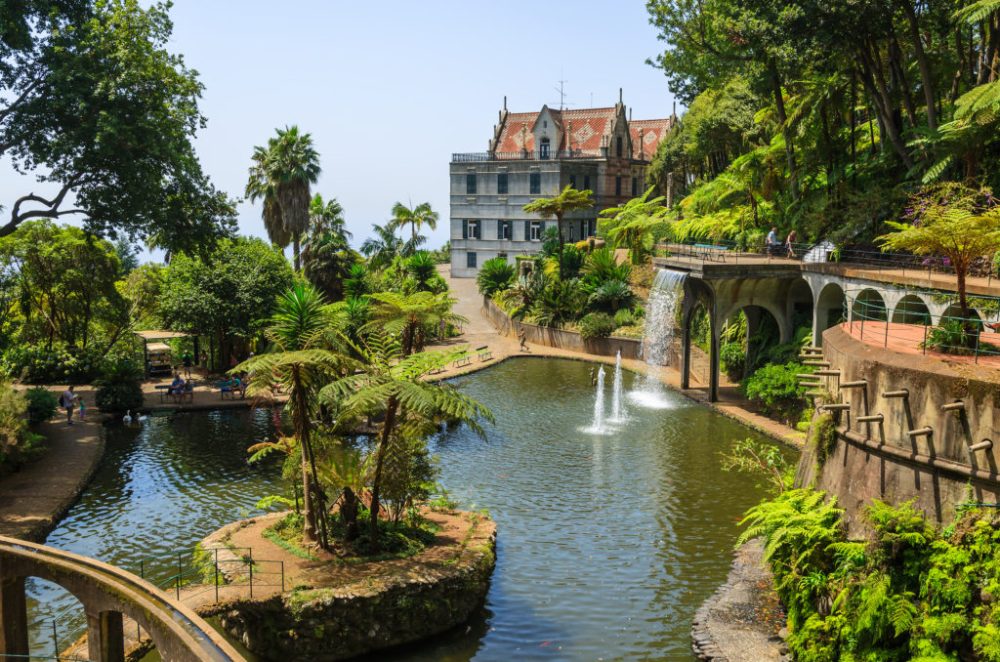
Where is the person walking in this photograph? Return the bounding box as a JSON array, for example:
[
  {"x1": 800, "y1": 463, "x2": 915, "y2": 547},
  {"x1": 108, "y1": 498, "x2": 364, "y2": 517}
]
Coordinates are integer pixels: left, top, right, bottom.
[
  {"x1": 518, "y1": 327, "x2": 529, "y2": 352},
  {"x1": 59, "y1": 386, "x2": 76, "y2": 425},
  {"x1": 785, "y1": 230, "x2": 798, "y2": 259}
]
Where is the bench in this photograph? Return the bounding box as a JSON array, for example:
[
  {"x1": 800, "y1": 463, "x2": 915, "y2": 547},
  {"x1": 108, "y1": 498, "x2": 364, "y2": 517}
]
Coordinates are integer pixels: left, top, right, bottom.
[
  {"x1": 475, "y1": 345, "x2": 493, "y2": 362},
  {"x1": 452, "y1": 354, "x2": 472, "y2": 369},
  {"x1": 693, "y1": 243, "x2": 729, "y2": 261},
  {"x1": 158, "y1": 382, "x2": 195, "y2": 404},
  {"x1": 217, "y1": 381, "x2": 246, "y2": 400}
]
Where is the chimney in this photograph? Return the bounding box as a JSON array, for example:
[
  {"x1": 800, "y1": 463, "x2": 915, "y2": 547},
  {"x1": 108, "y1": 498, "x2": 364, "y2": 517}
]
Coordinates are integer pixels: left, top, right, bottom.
[
  {"x1": 638, "y1": 128, "x2": 644, "y2": 160},
  {"x1": 566, "y1": 120, "x2": 573, "y2": 154}
]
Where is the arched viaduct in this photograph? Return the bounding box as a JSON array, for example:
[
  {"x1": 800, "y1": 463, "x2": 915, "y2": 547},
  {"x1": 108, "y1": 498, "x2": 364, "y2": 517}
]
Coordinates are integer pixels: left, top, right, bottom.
[
  {"x1": 0, "y1": 535, "x2": 244, "y2": 662},
  {"x1": 655, "y1": 256, "x2": 999, "y2": 402}
]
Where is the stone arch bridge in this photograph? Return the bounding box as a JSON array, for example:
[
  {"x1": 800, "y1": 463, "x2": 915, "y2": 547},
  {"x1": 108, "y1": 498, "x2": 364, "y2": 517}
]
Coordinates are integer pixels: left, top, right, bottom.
[
  {"x1": 0, "y1": 535, "x2": 244, "y2": 661},
  {"x1": 654, "y1": 254, "x2": 1000, "y2": 402}
]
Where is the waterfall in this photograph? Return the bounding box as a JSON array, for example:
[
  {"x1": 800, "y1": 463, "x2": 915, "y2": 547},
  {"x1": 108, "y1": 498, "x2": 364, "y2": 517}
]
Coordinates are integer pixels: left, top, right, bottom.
[
  {"x1": 608, "y1": 350, "x2": 627, "y2": 424},
  {"x1": 641, "y1": 269, "x2": 688, "y2": 366},
  {"x1": 584, "y1": 366, "x2": 608, "y2": 434},
  {"x1": 631, "y1": 268, "x2": 687, "y2": 409}
]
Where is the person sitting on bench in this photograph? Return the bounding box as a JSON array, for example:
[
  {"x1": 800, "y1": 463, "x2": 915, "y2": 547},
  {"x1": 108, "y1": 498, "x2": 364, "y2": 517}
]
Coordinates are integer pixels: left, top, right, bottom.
[{"x1": 167, "y1": 372, "x2": 185, "y2": 395}]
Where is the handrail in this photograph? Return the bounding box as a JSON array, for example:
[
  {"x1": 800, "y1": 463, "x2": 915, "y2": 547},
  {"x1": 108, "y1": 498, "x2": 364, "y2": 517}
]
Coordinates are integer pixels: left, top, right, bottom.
[{"x1": 0, "y1": 536, "x2": 245, "y2": 662}]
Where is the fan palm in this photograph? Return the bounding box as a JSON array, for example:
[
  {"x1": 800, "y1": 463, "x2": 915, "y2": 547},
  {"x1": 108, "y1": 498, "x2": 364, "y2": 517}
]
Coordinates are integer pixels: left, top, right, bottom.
[
  {"x1": 523, "y1": 186, "x2": 594, "y2": 278},
  {"x1": 392, "y1": 201, "x2": 438, "y2": 243},
  {"x1": 320, "y1": 332, "x2": 493, "y2": 552},
  {"x1": 234, "y1": 284, "x2": 353, "y2": 549},
  {"x1": 245, "y1": 126, "x2": 322, "y2": 271},
  {"x1": 363, "y1": 290, "x2": 467, "y2": 355}
]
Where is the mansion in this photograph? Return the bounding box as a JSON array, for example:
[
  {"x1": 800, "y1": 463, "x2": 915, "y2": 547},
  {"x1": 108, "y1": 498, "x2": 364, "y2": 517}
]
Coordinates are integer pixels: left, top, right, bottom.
[{"x1": 449, "y1": 92, "x2": 673, "y2": 277}]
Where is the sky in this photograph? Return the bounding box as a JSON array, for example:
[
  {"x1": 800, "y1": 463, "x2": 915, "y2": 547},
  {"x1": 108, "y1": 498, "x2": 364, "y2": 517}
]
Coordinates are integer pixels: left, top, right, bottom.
[{"x1": 2, "y1": 1, "x2": 678, "y2": 257}]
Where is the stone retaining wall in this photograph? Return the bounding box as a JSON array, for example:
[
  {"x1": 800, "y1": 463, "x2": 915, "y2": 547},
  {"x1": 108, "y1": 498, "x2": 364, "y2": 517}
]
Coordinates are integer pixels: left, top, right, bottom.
[
  {"x1": 212, "y1": 515, "x2": 496, "y2": 661},
  {"x1": 800, "y1": 325, "x2": 1000, "y2": 532},
  {"x1": 482, "y1": 296, "x2": 649, "y2": 360}
]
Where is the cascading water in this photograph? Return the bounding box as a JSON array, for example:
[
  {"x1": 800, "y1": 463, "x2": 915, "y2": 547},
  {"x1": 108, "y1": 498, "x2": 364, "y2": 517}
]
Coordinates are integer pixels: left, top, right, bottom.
[
  {"x1": 583, "y1": 366, "x2": 608, "y2": 434},
  {"x1": 631, "y1": 268, "x2": 688, "y2": 409},
  {"x1": 608, "y1": 350, "x2": 627, "y2": 424}
]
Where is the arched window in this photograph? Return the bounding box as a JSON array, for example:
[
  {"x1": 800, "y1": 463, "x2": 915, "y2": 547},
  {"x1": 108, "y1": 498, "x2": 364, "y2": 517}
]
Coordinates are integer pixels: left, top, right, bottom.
[{"x1": 539, "y1": 137, "x2": 550, "y2": 160}]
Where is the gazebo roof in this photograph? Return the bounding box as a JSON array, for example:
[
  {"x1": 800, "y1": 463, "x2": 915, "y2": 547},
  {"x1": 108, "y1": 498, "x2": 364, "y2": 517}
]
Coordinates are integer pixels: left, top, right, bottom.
[{"x1": 134, "y1": 330, "x2": 191, "y2": 341}]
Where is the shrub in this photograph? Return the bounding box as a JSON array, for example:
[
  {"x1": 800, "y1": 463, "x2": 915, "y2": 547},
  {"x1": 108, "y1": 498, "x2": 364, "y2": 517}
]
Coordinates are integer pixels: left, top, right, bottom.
[
  {"x1": 581, "y1": 247, "x2": 632, "y2": 286},
  {"x1": 613, "y1": 308, "x2": 637, "y2": 327},
  {"x1": 476, "y1": 257, "x2": 516, "y2": 295},
  {"x1": 1, "y1": 344, "x2": 104, "y2": 384},
  {"x1": 923, "y1": 319, "x2": 973, "y2": 354},
  {"x1": 742, "y1": 361, "x2": 812, "y2": 422},
  {"x1": 587, "y1": 279, "x2": 637, "y2": 313},
  {"x1": 405, "y1": 251, "x2": 437, "y2": 287},
  {"x1": 25, "y1": 387, "x2": 58, "y2": 424},
  {"x1": 720, "y1": 341, "x2": 746, "y2": 381},
  {"x1": 578, "y1": 312, "x2": 616, "y2": 340},
  {"x1": 531, "y1": 279, "x2": 585, "y2": 327},
  {"x1": 94, "y1": 359, "x2": 144, "y2": 414},
  {"x1": 0, "y1": 383, "x2": 46, "y2": 472},
  {"x1": 559, "y1": 244, "x2": 584, "y2": 278}
]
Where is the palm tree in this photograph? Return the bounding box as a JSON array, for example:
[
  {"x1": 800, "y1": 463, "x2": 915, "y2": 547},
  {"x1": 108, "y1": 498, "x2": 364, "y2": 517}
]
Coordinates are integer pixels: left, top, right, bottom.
[
  {"x1": 245, "y1": 126, "x2": 322, "y2": 271},
  {"x1": 246, "y1": 145, "x2": 290, "y2": 249},
  {"x1": 392, "y1": 201, "x2": 438, "y2": 243},
  {"x1": 309, "y1": 194, "x2": 351, "y2": 247},
  {"x1": 523, "y1": 185, "x2": 594, "y2": 279},
  {"x1": 363, "y1": 290, "x2": 467, "y2": 355},
  {"x1": 359, "y1": 222, "x2": 404, "y2": 271},
  {"x1": 235, "y1": 284, "x2": 353, "y2": 549},
  {"x1": 599, "y1": 187, "x2": 671, "y2": 264},
  {"x1": 320, "y1": 333, "x2": 493, "y2": 552}
]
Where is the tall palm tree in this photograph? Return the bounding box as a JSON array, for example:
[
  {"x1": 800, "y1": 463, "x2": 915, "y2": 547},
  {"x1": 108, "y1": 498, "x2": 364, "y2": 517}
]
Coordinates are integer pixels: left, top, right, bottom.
[
  {"x1": 359, "y1": 222, "x2": 404, "y2": 271},
  {"x1": 245, "y1": 126, "x2": 322, "y2": 271},
  {"x1": 392, "y1": 201, "x2": 438, "y2": 243},
  {"x1": 363, "y1": 290, "x2": 467, "y2": 355},
  {"x1": 309, "y1": 194, "x2": 351, "y2": 248},
  {"x1": 320, "y1": 332, "x2": 492, "y2": 552},
  {"x1": 523, "y1": 185, "x2": 594, "y2": 279},
  {"x1": 246, "y1": 145, "x2": 290, "y2": 249},
  {"x1": 235, "y1": 284, "x2": 353, "y2": 549}
]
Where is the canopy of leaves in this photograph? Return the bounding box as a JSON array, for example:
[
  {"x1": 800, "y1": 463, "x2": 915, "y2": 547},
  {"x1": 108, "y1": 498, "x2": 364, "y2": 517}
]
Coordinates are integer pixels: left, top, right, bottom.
[{"x1": 1, "y1": 0, "x2": 237, "y2": 252}]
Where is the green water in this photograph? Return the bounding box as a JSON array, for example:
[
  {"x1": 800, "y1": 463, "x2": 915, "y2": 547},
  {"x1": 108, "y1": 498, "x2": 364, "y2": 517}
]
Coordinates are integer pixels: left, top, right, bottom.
[{"x1": 28, "y1": 358, "x2": 794, "y2": 661}]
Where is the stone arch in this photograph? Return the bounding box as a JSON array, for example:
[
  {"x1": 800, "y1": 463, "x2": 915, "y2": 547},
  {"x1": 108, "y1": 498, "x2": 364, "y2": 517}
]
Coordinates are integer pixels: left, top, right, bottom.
[
  {"x1": 892, "y1": 294, "x2": 932, "y2": 325},
  {"x1": 941, "y1": 304, "x2": 983, "y2": 330},
  {"x1": 787, "y1": 278, "x2": 815, "y2": 335},
  {"x1": 720, "y1": 304, "x2": 784, "y2": 381},
  {"x1": 814, "y1": 281, "x2": 846, "y2": 346},
  {"x1": 851, "y1": 288, "x2": 888, "y2": 321}
]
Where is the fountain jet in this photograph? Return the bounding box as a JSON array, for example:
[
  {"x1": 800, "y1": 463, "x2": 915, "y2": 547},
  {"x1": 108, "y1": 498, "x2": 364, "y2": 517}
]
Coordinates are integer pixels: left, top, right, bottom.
[{"x1": 608, "y1": 351, "x2": 628, "y2": 424}]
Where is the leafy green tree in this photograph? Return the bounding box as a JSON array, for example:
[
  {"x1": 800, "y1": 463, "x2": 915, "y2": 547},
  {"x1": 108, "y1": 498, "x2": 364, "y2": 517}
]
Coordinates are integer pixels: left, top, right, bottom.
[
  {"x1": 0, "y1": 220, "x2": 127, "y2": 352},
  {"x1": 237, "y1": 284, "x2": 354, "y2": 549},
  {"x1": 0, "y1": 0, "x2": 236, "y2": 252},
  {"x1": 599, "y1": 187, "x2": 671, "y2": 264},
  {"x1": 245, "y1": 126, "x2": 322, "y2": 270},
  {"x1": 878, "y1": 185, "x2": 1000, "y2": 324},
  {"x1": 360, "y1": 222, "x2": 406, "y2": 272},
  {"x1": 320, "y1": 334, "x2": 492, "y2": 553},
  {"x1": 363, "y1": 291, "x2": 467, "y2": 355},
  {"x1": 391, "y1": 201, "x2": 438, "y2": 243},
  {"x1": 157, "y1": 237, "x2": 294, "y2": 368},
  {"x1": 523, "y1": 186, "x2": 594, "y2": 279},
  {"x1": 309, "y1": 194, "x2": 351, "y2": 247},
  {"x1": 302, "y1": 195, "x2": 358, "y2": 302}
]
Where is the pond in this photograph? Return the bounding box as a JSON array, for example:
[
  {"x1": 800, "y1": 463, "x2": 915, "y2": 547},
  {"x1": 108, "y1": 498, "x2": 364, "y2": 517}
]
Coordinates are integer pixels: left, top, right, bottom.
[{"x1": 28, "y1": 358, "x2": 794, "y2": 661}]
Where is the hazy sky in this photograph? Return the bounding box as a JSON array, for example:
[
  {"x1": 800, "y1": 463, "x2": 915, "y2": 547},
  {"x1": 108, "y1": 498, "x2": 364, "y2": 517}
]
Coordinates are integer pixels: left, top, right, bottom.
[{"x1": 3, "y1": 1, "x2": 678, "y2": 255}]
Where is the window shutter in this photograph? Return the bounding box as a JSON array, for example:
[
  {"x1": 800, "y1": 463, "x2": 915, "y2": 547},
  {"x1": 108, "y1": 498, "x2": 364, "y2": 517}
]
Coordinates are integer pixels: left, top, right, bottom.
[
  {"x1": 462, "y1": 220, "x2": 468, "y2": 239},
  {"x1": 523, "y1": 220, "x2": 530, "y2": 240}
]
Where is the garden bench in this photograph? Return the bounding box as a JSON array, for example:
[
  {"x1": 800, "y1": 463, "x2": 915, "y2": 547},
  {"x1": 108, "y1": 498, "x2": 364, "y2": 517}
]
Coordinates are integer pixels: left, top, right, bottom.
[
  {"x1": 218, "y1": 381, "x2": 246, "y2": 400},
  {"x1": 693, "y1": 243, "x2": 729, "y2": 261},
  {"x1": 452, "y1": 354, "x2": 472, "y2": 369},
  {"x1": 475, "y1": 345, "x2": 493, "y2": 362}
]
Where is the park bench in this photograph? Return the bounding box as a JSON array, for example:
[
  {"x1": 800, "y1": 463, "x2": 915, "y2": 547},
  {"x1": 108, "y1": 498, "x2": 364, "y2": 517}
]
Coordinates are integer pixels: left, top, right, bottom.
[
  {"x1": 218, "y1": 380, "x2": 246, "y2": 400},
  {"x1": 476, "y1": 345, "x2": 493, "y2": 362},
  {"x1": 693, "y1": 243, "x2": 729, "y2": 262},
  {"x1": 157, "y1": 382, "x2": 195, "y2": 404},
  {"x1": 452, "y1": 354, "x2": 472, "y2": 369}
]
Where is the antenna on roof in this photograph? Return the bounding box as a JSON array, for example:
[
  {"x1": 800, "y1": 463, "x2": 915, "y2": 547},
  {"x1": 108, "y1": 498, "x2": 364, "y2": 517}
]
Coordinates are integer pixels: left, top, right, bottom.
[
  {"x1": 504, "y1": 95, "x2": 507, "y2": 110},
  {"x1": 553, "y1": 78, "x2": 568, "y2": 110}
]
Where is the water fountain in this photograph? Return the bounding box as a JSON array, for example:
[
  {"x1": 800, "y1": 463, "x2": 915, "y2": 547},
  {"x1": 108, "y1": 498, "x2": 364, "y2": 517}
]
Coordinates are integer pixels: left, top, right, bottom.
[
  {"x1": 608, "y1": 350, "x2": 627, "y2": 424},
  {"x1": 583, "y1": 366, "x2": 609, "y2": 434},
  {"x1": 631, "y1": 268, "x2": 687, "y2": 409}
]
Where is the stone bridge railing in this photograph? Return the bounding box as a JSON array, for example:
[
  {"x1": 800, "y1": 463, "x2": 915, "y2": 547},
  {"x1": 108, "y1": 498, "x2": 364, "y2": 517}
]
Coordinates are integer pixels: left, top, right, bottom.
[{"x1": 0, "y1": 535, "x2": 245, "y2": 662}]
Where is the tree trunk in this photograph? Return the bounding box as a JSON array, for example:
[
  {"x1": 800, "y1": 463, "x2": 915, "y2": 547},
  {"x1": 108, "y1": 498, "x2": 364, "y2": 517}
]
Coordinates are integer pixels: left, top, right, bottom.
[
  {"x1": 900, "y1": 0, "x2": 937, "y2": 129},
  {"x1": 768, "y1": 61, "x2": 798, "y2": 200},
  {"x1": 556, "y1": 214, "x2": 565, "y2": 280},
  {"x1": 369, "y1": 395, "x2": 398, "y2": 554},
  {"x1": 293, "y1": 233, "x2": 301, "y2": 272},
  {"x1": 858, "y1": 47, "x2": 914, "y2": 168},
  {"x1": 292, "y1": 370, "x2": 318, "y2": 547},
  {"x1": 342, "y1": 487, "x2": 359, "y2": 541},
  {"x1": 888, "y1": 35, "x2": 918, "y2": 129}
]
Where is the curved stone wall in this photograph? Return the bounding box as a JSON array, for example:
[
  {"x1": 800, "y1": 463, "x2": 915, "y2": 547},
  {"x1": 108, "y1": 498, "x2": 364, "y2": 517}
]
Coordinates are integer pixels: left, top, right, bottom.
[
  {"x1": 215, "y1": 516, "x2": 496, "y2": 661},
  {"x1": 800, "y1": 326, "x2": 1000, "y2": 532}
]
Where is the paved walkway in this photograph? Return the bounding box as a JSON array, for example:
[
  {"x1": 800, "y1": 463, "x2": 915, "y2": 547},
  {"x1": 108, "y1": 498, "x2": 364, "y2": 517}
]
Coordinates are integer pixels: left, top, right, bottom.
[
  {"x1": 844, "y1": 320, "x2": 1000, "y2": 368},
  {"x1": 0, "y1": 418, "x2": 104, "y2": 542}
]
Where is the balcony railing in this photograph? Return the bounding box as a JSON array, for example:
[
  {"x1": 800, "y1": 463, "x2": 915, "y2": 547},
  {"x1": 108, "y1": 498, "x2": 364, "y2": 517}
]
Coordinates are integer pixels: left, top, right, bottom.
[{"x1": 452, "y1": 150, "x2": 606, "y2": 162}]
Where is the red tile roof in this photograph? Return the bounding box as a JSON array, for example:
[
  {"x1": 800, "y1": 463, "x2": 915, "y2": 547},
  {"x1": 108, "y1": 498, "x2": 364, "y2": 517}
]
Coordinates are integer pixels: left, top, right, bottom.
[
  {"x1": 493, "y1": 105, "x2": 671, "y2": 159},
  {"x1": 629, "y1": 118, "x2": 672, "y2": 160}
]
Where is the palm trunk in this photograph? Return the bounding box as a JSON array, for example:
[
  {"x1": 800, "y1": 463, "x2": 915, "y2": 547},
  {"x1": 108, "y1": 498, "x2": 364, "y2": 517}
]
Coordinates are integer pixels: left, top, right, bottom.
[
  {"x1": 293, "y1": 233, "x2": 301, "y2": 272},
  {"x1": 556, "y1": 215, "x2": 565, "y2": 280},
  {"x1": 292, "y1": 370, "x2": 319, "y2": 547},
  {"x1": 769, "y1": 60, "x2": 798, "y2": 200},
  {"x1": 369, "y1": 395, "x2": 399, "y2": 553}
]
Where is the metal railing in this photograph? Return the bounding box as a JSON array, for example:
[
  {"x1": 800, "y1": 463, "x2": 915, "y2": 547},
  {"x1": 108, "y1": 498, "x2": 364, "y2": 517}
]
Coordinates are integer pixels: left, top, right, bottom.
[
  {"x1": 847, "y1": 293, "x2": 1000, "y2": 363},
  {"x1": 452, "y1": 149, "x2": 606, "y2": 162}
]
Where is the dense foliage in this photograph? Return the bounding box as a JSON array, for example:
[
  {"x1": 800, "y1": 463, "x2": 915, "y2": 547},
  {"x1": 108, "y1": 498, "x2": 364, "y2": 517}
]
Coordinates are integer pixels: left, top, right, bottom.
[
  {"x1": 1, "y1": 0, "x2": 236, "y2": 251},
  {"x1": 24, "y1": 387, "x2": 58, "y2": 425},
  {"x1": 646, "y1": 0, "x2": 1000, "y2": 250},
  {"x1": 0, "y1": 382, "x2": 45, "y2": 472},
  {"x1": 94, "y1": 359, "x2": 144, "y2": 414},
  {"x1": 743, "y1": 489, "x2": 1000, "y2": 661},
  {"x1": 742, "y1": 361, "x2": 813, "y2": 423}
]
